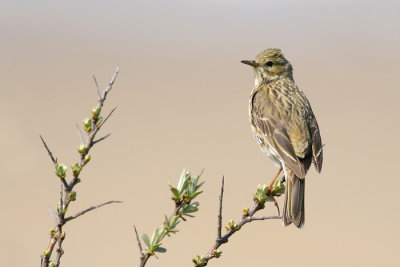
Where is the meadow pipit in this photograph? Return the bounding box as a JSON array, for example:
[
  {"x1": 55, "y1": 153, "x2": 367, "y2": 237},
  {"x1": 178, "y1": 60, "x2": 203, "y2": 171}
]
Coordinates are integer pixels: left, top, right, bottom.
[{"x1": 242, "y1": 49, "x2": 323, "y2": 228}]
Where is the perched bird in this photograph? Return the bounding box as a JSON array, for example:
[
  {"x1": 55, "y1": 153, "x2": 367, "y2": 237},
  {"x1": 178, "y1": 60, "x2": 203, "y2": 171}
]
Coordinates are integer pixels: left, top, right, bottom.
[{"x1": 242, "y1": 49, "x2": 323, "y2": 228}]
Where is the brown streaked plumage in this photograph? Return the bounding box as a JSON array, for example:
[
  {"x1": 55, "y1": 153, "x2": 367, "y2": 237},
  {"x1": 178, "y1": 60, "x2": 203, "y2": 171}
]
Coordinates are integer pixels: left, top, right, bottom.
[{"x1": 242, "y1": 49, "x2": 323, "y2": 228}]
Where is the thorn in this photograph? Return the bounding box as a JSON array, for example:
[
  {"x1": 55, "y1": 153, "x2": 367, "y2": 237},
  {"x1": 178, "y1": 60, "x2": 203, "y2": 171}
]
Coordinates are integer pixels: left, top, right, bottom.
[
  {"x1": 40, "y1": 135, "x2": 57, "y2": 164},
  {"x1": 93, "y1": 75, "x2": 101, "y2": 100}
]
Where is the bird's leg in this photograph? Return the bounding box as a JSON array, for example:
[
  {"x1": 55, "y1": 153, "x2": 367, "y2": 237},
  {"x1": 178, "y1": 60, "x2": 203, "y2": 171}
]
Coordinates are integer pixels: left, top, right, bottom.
[
  {"x1": 268, "y1": 167, "x2": 283, "y2": 192},
  {"x1": 272, "y1": 196, "x2": 280, "y2": 216},
  {"x1": 267, "y1": 167, "x2": 283, "y2": 216}
]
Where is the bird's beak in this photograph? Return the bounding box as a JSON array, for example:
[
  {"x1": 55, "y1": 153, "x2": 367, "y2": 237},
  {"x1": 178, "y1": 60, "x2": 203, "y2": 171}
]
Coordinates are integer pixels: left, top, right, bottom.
[{"x1": 241, "y1": 60, "x2": 259, "y2": 67}]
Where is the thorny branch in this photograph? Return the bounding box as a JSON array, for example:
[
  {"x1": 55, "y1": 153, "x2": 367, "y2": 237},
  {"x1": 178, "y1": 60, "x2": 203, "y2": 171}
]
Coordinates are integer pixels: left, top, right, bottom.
[
  {"x1": 64, "y1": 200, "x2": 122, "y2": 223},
  {"x1": 217, "y1": 176, "x2": 224, "y2": 240},
  {"x1": 40, "y1": 67, "x2": 121, "y2": 267},
  {"x1": 134, "y1": 226, "x2": 145, "y2": 260},
  {"x1": 193, "y1": 177, "x2": 282, "y2": 267},
  {"x1": 40, "y1": 135, "x2": 57, "y2": 164}
]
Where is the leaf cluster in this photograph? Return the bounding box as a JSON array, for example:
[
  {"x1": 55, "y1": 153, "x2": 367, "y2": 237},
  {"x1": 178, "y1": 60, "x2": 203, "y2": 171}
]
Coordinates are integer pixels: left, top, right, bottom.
[
  {"x1": 141, "y1": 170, "x2": 204, "y2": 258},
  {"x1": 253, "y1": 179, "x2": 286, "y2": 207}
]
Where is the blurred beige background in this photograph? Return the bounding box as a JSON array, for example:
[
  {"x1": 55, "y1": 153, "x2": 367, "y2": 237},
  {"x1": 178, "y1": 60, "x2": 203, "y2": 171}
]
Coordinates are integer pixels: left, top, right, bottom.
[{"x1": 1, "y1": 0, "x2": 399, "y2": 266}]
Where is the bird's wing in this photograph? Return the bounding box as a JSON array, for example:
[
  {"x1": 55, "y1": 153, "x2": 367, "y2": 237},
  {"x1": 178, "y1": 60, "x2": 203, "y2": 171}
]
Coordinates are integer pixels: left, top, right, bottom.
[
  {"x1": 309, "y1": 116, "x2": 323, "y2": 172},
  {"x1": 253, "y1": 116, "x2": 306, "y2": 178},
  {"x1": 251, "y1": 88, "x2": 306, "y2": 178}
]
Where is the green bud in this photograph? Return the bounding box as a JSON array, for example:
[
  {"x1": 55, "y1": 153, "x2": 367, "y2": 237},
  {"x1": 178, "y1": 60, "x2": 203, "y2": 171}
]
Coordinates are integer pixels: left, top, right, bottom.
[
  {"x1": 253, "y1": 185, "x2": 269, "y2": 206},
  {"x1": 62, "y1": 206, "x2": 68, "y2": 216},
  {"x1": 84, "y1": 154, "x2": 91, "y2": 164},
  {"x1": 271, "y1": 179, "x2": 286, "y2": 196},
  {"x1": 77, "y1": 144, "x2": 87, "y2": 154},
  {"x1": 96, "y1": 116, "x2": 103, "y2": 126},
  {"x1": 212, "y1": 249, "x2": 222, "y2": 258},
  {"x1": 83, "y1": 118, "x2": 92, "y2": 132},
  {"x1": 49, "y1": 262, "x2": 55, "y2": 267},
  {"x1": 55, "y1": 163, "x2": 67, "y2": 179},
  {"x1": 71, "y1": 163, "x2": 82, "y2": 176},
  {"x1": 49, "y1": 228, "x2": 56, "y2": 237},
  {"x1": 192, "y1": 255, "x2": 207, "y2": 267},
  {"x1": 243, "y1": 208, "x2": 249, "y2": 216},
  {"x1": 68, "y1": 191, "x2": 77, "y2": 201},
  {"x1": 60, "y1": 232, "x2": 66, "y2": 240},
  {"x1": 92, "y1": 106, "x2": 101, "y2": 119},
  {"x1": 43, "y1": 250, "x2": 50, "y2": 258},
  {"x1": 225, "y1": 220, "x2": 240, "y2": 231},
  {"x1": 183, "y1": 196, "x2": 190, "y2": 203}
]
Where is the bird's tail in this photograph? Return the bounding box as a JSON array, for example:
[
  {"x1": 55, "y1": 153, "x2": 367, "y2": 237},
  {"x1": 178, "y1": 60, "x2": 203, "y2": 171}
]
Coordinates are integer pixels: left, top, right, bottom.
[{"x1": 282, "y1": 168, "x2": 305, "y2": 228}]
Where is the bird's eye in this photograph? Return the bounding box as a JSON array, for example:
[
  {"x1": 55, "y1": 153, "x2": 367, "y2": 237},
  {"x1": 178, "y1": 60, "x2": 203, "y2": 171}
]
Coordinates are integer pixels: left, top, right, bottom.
[{"x1": 266, "y1": 61, "x2": 273, "y2": 67}]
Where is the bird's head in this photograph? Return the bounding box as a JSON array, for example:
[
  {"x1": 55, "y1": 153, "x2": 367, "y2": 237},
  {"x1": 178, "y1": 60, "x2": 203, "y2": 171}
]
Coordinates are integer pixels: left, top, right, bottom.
[{"x1": 241, "y1": 48, "x2": 293, "y2": 87}]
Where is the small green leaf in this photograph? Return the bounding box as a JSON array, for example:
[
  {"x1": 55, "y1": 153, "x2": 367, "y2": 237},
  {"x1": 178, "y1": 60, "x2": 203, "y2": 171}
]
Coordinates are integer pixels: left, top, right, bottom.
[
  {"x1": 188, "y1": 190, "x2": 203, "y2": 200},
  {"x1": 169, "y1": 185, "x2": 180, "y2": 200},
  {"x1": 154, "y1": 247, "x2": 167, "y2": 253},
  {"x1": 142, "y1": 233, "x2": 150, "y2": 247},
  {"x1": 169, "y1": 215, "x2": 181, "y2": 226},
  {"x1": 177, "y1": 169, "x2": 188, "y2": 191},
  {"x1": 183, "y1": 202, "x2": 199, "y2": 214}
]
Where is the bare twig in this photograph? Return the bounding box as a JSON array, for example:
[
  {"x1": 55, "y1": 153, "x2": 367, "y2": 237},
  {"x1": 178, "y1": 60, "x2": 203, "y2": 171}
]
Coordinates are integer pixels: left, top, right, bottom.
[
  {"x1": 97, "y1": 107, "x2": 117, "y2": 131},
  {"x1": 140, "y1": 255, "x2": 151, "y2": 267},
  {"x1": 39, "y1": 136, "x2": 68, "y2": 188},
  {"x1": 49, "y1": 208, "x2": 57, "y2": 224},
  {"x1": 248, "y1": 216, "x2": 280, "y2": 221},
  {"x1": 193, "y1": 178, "x2": 281, "y2": 266},
  {"x1": 217, "y1": 176, "x2": 224, "y2": 240},
  {"x1": 100, "y1": 66, "x2": 119, "y2": 105},
  {"x1": 135, "y1": 226, "x2": 151, "y2": 267},
  {"x1": 64, "y1": 200, "x2": 122, "y2": 223},
  {"x1": 134, "y1": 226, "x2": 144, "y2": 257},
  {"x1": 54, "y1": 184, "x2": 64, "y2": 267},
  {"x1": 76, "y1": 124, "x2": 86, "y2": 144},
  {"x1": 93, "y1": 75, "x2": 101, "y2": 100},
  {"x1": 93, "y1": 133, "x2": 111, "y2": 145},
  {"x1": 40, "y1": 68, "x2": 120, "y2": 267},
  {"x1": 40, "y1": 135, "x2": 57, "y2": 164}
]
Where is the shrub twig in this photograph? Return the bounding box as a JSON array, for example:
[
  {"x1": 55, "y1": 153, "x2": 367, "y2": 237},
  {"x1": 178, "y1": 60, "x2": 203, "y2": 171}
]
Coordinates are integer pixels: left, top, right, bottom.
[
  {"x1": 135, "y1": 170, "x2": 204, "y2": 267},
  {"x1": 192, "y1": 176, "x2": 285, "y2": 267},
  {"x1": 40, "y1": 67, "x2": 121, "y2": 267}
]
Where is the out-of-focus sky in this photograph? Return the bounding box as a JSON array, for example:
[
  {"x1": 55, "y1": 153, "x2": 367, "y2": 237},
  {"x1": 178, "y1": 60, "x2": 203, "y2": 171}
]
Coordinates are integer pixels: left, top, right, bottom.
[{"x1": 1, "y1": 1, "x2": 399, "y2": 266}]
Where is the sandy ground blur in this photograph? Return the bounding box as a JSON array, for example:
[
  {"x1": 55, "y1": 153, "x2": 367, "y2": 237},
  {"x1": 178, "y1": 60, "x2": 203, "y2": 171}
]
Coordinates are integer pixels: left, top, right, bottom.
[{"x1": 1, "y1": 1, "x2": 399, "y2": 266}]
